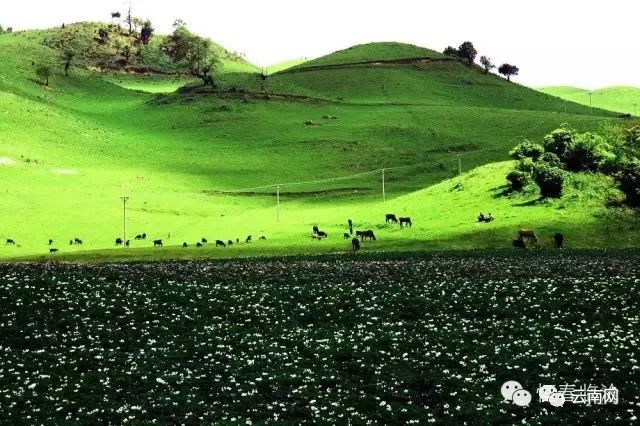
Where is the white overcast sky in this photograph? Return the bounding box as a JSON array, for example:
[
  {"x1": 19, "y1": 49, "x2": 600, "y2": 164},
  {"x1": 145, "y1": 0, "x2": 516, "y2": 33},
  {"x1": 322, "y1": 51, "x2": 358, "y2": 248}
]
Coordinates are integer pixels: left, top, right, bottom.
[{"x1": 2, "y1": 0, "x2": 637, "y2": 89}]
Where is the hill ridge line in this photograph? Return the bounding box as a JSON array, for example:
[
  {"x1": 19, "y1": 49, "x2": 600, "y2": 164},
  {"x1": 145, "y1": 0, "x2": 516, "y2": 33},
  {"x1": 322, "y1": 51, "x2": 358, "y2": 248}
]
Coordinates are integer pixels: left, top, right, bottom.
[{"x1": 275, "y1": 56, "x2": 457, "y2": 75}]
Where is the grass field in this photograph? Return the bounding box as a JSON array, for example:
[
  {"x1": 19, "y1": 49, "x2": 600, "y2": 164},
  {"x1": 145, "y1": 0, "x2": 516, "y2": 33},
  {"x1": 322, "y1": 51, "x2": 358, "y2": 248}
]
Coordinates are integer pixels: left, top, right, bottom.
[
  {"x1": 0, "y1": 25, "x2": 637, "y2": 262},
  {"x1": 1, "y1": 251, "x2": 638, "y2": 423},
  {"x1": 541, "y1": 85, "x2": 640, "y2": 115}
]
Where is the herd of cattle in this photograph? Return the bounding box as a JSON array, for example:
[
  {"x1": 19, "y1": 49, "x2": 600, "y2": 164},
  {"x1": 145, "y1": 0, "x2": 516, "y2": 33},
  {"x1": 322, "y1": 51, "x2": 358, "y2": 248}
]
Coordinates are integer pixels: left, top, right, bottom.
[{"x1": 2, "y1": 213, "x2": 564, "y2": 254}]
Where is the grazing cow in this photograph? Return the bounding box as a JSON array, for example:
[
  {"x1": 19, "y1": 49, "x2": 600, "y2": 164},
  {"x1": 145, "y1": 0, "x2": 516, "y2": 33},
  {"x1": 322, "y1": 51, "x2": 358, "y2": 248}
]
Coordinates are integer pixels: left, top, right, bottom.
[
  {"x1": 259, "y1": 236, "x2": 266, "y2": 240},
  {"x1": 245, "y1": 235, "x2": 252, "y2": 243},
  {"x1": 196, "y1": 242, "x2": 203, "y2": 247},
  {"x1": 484, "y1": 213, "x2": 494, "y2": 222},
  {"x1": 385, "y1": 214, "x2": 398, "y2": 224},
  {"x1": 201, "y1": 238, "x2": 208, "y2": 244},
  {"x1": 316, "y1": 231, "x2": 328, "y2": 239},
  {"x1": 352, "y1": 238, "x2": 360, "y2": 252},
  {"x1": 228, "y1": 240, "x2": 234, "y2": 246},
  {"x1": 69, "y1": 240, "x2": 74, "y2": 246},
  {"x1": 343, "y1": 232, "x2": 350, "y2": 239},
  {"x1": 518, "y1": 229, "x2": 538, "y2": 243},
  {"x1": 182, "y1": 242, "x2": 188, "y2": 248},
  {"x1": 348, "y1": 219, "x2": 353, "y2": 235},
  {"x1": 399, "y1": 217, "x2": 412, "y2": 228},
  {"x1": 115, "y1": 238, "x2": 123, "y2": 246},
  {"x1": 50, "y1": 248, "x2": 59, "y2": 253},
  {"x1": 216, "y1": 240, "x2": 226, "y2": 247},
  {"x1": 48, "y1": 239, "x2": 53, "y2": 245},
  {"x1": 512, "y1": 237, "x2": 527, "y2": 249},
  {"x1": 236, "y1": 238, "x2": 239, "y2": 244},
  {"x1": 135, "y1": 234, "x2": 143, "y2": 240},
  {"x1": 142, "y1": 233, "x2": 147, "y2": 240},
  {"x1": 125, "y1": 240, "x2": 130, "y2": 247},
  {"x1": 554, "y1": 233, "x2": 564, "y2": 249},
  {"x1": 361, "y1": 230, "x2": 376, "y2": 241},
  {"x1": 153, "y1": 239, "x2": 163, "y2": 247},
  {"x1": 6, "y1": 239, "x2": 15, "y2": 246},
  {"x1": 74, "y1": 238, "x2": 83, "y2": 245}
]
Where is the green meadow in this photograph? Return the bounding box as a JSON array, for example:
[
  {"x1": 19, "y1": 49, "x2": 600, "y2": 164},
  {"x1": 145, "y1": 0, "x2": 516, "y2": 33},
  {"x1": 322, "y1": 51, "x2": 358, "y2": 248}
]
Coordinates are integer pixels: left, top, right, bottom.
[
  {"x1": 0, "y1": 25, "x2": 637, "y2": 261},
  {"x1": 541, "y1": 85, "x2": 640, "y2": 115}
]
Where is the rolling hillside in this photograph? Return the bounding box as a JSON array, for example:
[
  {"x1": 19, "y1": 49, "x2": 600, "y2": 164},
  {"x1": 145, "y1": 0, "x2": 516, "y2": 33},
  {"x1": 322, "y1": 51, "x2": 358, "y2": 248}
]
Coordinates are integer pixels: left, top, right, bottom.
[
  {"x1": 0, "y1": 24, "x2": 634, "y2": 259},
  {"x1": 541, "y1": 85, "x2": 640, "y2": 115}
]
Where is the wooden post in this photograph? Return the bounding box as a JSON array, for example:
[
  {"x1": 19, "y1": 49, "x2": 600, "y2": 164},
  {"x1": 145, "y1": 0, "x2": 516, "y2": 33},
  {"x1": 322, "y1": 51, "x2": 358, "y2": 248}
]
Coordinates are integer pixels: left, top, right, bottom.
[
  {"x1": 381, "y1": 168, "x2": 386, "y2": 203},
  {"x1": 276, "y1": 185, "x2": 280, "y2": 222}
]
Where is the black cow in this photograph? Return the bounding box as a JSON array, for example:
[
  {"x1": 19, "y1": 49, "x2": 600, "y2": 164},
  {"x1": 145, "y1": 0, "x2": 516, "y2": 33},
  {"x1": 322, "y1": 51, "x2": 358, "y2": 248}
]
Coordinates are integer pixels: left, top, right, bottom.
[
  {"x1": 348, "y1": 219, "x2": 353, "y2": 235},
  {"x1": 153, "y1": 239, "x2": 163, "y2": 247},
  {"x1": 115, "y1": 238, "x2": 123, "y2": 246},
  {"x1": 312, "y1": 225, "x2": 319, "y2": 235},
  {"x1": 182, "y1": 242, "x2": 188, "y2": 248},
  {"x1": 74, "y1": 238, "x2": 83, "y2": 245},
  {"x1": 50, "y1": 248, "x2": 59, "y2": 253},
  {"x1": 142, "y1": 233, "x2": 147, "y2": 240},
  {"x1": 48, "y1": 239, "x2": 53, "y2": 245},
  {"x1": 69, "y1": 240, "x2": 74, "y2": 246},
  {"x1": 259, "y1": 236, "x2": 266, "y2": 240},
  {"x1": 216, "y1": 240, "x2": 226, "y2": 247},
  {"x1": 554, "y1": 233, "x2": 564, "y2": 249},
  {"x1": 360, "y1": 230, "x2": 376, "y2": 241},
  {"x1": 6, "y1": 239, "x2": 15, "y2": 246},
  {"x1": 135, "y1": 234, "x2": 143, "y2": 240},
  {"x1": 196, "y1": 242, "x2": 203, "y2": 248},
  {"x1": 228, "y1": 240, "x2": 234, "y2": 246},
  {"x1": 236, "y1": 238, "x2": 239, "y2": 244},
  {"x1": 385, "y1": 214, "x2": 398, "y2": 224},
  {"x1": 201, "y1": 238, "x2": 208, "y2": 244},
  {"x1": 125, "y1": 240, "x2": 130, "y2": 247},
  {"x1": 399, "y1": 217, "x2": 412, "y2": 228},
  {"x1": 352, "y1": 238, "x2": 360, "y2": 252},
  {"x1": 343, "y1": 232, "x2": 350, "y2": 239},
  {"x1": 245, "y1": 235, "x2": 252, "y2": 243},
  {"x1": 316, "y1": 231, "x2": 327, "y2": 238}
]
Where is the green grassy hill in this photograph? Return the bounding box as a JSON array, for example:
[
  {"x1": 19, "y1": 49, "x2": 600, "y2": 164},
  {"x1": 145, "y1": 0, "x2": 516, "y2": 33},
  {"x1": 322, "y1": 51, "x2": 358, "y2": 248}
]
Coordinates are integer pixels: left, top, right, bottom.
[
  {"x1": 541, "y1": 85, "x2": 640, "y2": 115},
  {"x1": 0, "y1": 25, "x2": 635, "y2": 260}
]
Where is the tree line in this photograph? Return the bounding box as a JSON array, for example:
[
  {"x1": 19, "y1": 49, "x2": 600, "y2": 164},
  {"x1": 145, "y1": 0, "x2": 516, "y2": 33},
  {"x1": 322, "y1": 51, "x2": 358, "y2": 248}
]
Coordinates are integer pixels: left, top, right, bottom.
[{"x1": 443, "y1": 41, "x2": 519, "y2": 81}]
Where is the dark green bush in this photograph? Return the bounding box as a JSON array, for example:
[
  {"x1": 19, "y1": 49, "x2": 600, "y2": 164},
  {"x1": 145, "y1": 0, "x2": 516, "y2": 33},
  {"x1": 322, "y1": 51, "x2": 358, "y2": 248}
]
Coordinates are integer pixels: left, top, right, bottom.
[
  {"x1": 616, "y1": 159, "x2": 640, "y2": 206},
  {"x1": 543, "y1": 127, "x2": 576, "y2": 158},
  {"x1": 533, "y1": 165, "x2": 564, "y2": 198},
  {"x1": 506, "y1": 170, "x2": 530, "y2": 192},
  {"x1": 540, "y1": 152, "x2": 562, "y2": 168},
  {"x1": 509, "y1": 141, "x2": 544, "y2": 160},
  {"x1": 564, "y1": 132, "x2": 613, "y2": 172}
]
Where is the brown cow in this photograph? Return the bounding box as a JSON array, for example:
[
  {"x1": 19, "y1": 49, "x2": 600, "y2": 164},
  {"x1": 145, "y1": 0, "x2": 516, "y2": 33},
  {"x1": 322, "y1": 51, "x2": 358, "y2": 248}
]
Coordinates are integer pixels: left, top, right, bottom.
[{"x1": 518, "y1": 229, "x2": 538, "y2": 243}]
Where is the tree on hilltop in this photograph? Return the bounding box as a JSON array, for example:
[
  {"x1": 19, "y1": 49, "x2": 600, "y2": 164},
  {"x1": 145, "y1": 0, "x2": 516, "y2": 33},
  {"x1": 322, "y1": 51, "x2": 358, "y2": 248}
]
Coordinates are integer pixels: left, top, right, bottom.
[
  {"x1": 498, "y1": 63, "x2": 519, "y2": 81},
  {"x1": 457, "y1": 41, "x2": 477, "y2": 66},
  {"x1": 140, "y1": 20, "x2": 154, "y2": 45},
  {"x1": 163, "y1": 24, "x2": 219, "y2": 88},
  {"x1": 479, "y1": 56, "x2": 495, "y2": 74},
  {"x1": 443, "y1": 46, "x2": 458, "y2": 56}
]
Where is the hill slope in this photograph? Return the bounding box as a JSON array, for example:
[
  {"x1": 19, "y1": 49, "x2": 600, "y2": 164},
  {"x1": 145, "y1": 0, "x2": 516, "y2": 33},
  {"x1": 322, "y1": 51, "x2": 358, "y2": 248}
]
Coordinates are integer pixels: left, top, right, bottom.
[
  {"x1": 0, "y1": 27, "x2": 632, "y2": 259},
  {"x1": 541, "y1": 85, "x2": 640, "y2": 115}
]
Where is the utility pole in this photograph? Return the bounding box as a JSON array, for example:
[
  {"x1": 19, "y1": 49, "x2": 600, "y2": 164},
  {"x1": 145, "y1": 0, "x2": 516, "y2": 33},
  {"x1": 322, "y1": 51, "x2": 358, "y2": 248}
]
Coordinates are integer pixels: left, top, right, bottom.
[
  {"x1": 381, "y1": 168, "x2": 386, "y2": 203},
  {"x1": 120, "y1": 196, "x2": 129, "y2": 247},
  {"x1": 275, "y1": 185, "x2": 281, "y2": 222}
]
